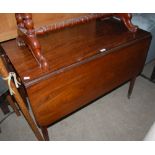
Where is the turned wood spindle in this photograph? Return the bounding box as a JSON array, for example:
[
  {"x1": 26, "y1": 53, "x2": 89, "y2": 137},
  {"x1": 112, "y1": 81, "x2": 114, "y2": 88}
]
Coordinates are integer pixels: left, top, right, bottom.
[
  {"x1": 23, "y1": 13, "x2": 35, "y2": 35},
  {"x1": 15, "y1": 13, "x2": 24, "y2": 28}
]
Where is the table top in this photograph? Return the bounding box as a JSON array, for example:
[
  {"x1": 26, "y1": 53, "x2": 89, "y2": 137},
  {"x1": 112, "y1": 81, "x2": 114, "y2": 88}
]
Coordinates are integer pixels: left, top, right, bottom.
[{"x1": 1, "y1": 18, "x2": 151, "y2": 87}]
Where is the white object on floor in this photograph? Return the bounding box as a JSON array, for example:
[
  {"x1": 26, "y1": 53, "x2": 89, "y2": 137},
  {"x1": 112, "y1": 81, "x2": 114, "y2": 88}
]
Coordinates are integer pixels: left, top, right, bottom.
[{"x1": 144, "y1": 122, "x2": 155, "y2": 141}]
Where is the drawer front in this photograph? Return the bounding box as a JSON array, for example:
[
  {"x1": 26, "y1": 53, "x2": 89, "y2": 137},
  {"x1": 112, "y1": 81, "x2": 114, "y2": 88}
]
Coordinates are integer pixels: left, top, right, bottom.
[{"x1": 27, "y1": 38, "x2": 151, "y2": 126}]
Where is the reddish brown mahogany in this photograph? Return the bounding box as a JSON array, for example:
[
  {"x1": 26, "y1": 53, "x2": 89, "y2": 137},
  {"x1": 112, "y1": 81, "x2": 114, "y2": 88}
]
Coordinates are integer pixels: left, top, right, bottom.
[
  {"x1": 0, "y1": 16, "x2": 151, "y2": 140},
  {"x1": 15, "y1": 13, "x2": 137, "y2": 69}
]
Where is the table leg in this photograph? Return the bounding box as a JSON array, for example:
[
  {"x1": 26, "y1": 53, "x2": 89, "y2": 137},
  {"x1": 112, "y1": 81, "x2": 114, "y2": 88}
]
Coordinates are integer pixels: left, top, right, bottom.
[
  {"x1": 0, "y1": 57, "x2": 44, "y2": 141},
  {"x1": 6, "y1": 94, "x2": 21, "y2": 116},
  {"x1": 128, "y1": 77, "x2": 136, "y2": 99},
  {"x1": 41, "y1": 126, "x2": 49, "y2": 141},
  {"x1": 0, "y1": 99, "x2": 10, "y2": 114},
  {"x1": 150, "y1": 65, "x2": 155, "y2": 82}
]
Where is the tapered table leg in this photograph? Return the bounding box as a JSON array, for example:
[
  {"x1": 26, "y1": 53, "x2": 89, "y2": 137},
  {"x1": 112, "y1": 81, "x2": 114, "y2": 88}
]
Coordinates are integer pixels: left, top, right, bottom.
[
  {"x1": 128, "y1": 77, "x2": 136, "y2": 99},
  {"x1": 150, "y1": 65, "x2": 155, "y2": 82},
  {"x1": 41, "y1": 127, "x2": 49, "y2": 141},
  {"x1": 6, "y1": 94, "x2": 21, "y2": 116},
  {"x1": 0, "y1": 97, "x2": 10, "y2": 114}
]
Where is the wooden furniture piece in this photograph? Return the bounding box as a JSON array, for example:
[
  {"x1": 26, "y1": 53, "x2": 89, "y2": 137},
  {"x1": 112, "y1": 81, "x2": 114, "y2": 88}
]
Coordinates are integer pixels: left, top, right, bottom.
[
  {"x1": 0, "y1": 76, "x2": 20, "y2": 116},
  {"x1": 0, "y1": 90, "x2": 20, "y2": 116},
  {"x1": 0, "y1": 77, "x2": 20, "y2": 134},
  {"x1": 0, "y1": 13, "x2": 151, "y2": 140},
  {"x1": 151, "y1": 64, "x2": 155, "y2": 82},
  {"x1": 0, "y1": 93, "x2": 10, "y2": 115},
  {"x1": 15, "y1": 13, "x2": 137, "y2": 70},
  {"x1": 0, "y1": 57, "x2": 44, "y2": 140}
]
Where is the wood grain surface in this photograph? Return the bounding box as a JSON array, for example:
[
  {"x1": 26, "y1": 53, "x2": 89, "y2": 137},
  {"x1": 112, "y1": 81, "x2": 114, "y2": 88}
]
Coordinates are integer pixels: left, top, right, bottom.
[
  {"x1": 1, "y1": 18, "x2": 151, "y2": 126},
  {"x1": 1, "y1": 19, "x2": 149, "y2": 87},
  {"x1": 0, "y1": 18, "x2": 151, "y2": 140}
]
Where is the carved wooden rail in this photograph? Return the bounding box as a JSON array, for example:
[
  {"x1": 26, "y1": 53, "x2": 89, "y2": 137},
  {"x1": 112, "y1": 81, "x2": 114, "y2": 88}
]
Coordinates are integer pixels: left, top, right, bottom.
[
  {"x1": 15, "y1": 13, "x2": 48, "y2": 70},
  {"x1": 15, "y1": 13, "x2": 137, "y2": 70}
]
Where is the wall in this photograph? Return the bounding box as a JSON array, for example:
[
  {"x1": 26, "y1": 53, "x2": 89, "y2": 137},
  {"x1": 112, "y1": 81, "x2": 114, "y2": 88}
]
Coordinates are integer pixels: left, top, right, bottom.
[{"x1": 0, "y1": 13, "x2": 89, "y2": 42}]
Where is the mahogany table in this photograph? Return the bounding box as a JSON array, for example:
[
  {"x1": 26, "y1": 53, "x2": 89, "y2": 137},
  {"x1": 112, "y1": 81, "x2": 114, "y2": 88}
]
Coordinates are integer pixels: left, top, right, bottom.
[{"x1": 0, "y1": 17, "x2": 151, "y2": 140}]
